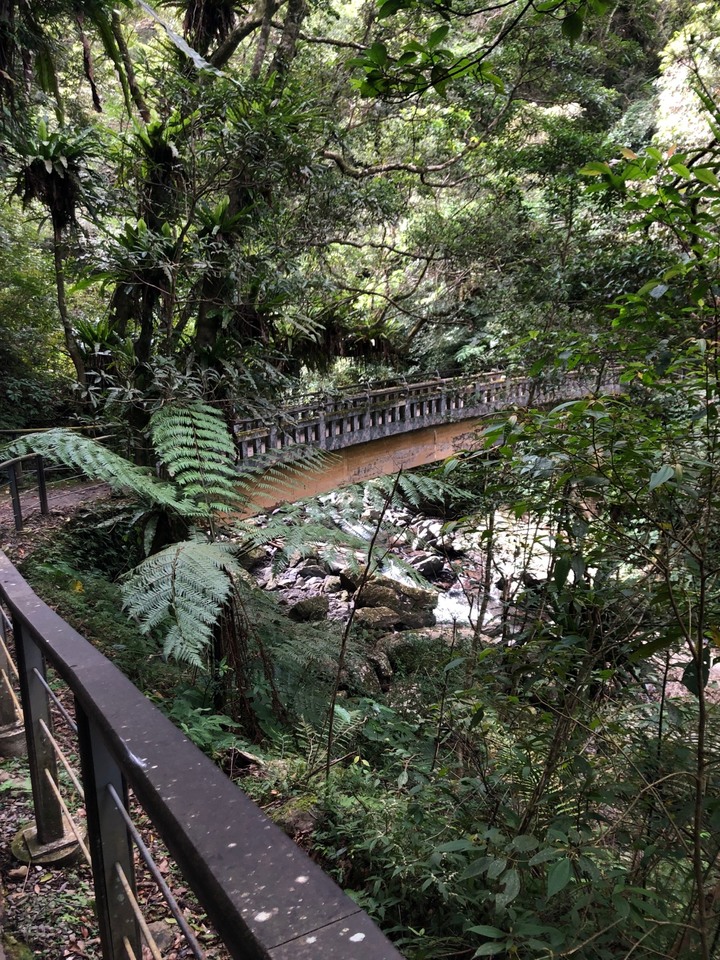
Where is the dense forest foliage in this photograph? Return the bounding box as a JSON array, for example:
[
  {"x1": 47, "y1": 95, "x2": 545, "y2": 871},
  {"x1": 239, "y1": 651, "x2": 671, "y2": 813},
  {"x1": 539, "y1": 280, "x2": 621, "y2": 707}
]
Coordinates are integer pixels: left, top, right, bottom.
[{"x1": 3, "y1": 0, "x2": 720, "y2": 958}]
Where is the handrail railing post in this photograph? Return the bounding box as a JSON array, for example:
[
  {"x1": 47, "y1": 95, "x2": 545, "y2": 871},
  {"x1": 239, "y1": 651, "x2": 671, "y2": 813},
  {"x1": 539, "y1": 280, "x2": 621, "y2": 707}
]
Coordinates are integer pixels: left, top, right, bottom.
[
  {"x1": 12, "y1": 618, "x2": 75, "y2": 857},
  {"x1": 7, "y1": 463, "x2": 23, "y2": 532},
  {"x1": 76, "y1": 702, "x2": 141, "y2": 960},
  {"x1": 36, "y1": 455, "x2": 49, "y2": 516}
]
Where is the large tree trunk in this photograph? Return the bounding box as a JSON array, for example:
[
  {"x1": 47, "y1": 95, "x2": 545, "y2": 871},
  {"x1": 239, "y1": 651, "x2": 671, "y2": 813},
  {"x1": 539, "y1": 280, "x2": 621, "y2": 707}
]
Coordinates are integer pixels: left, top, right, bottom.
[
  {"x1": 0, "y1": 0, "x2": 16, "y2": 107},
  {"x1": 268, "y1": 0, "x2": 306, "y2": 82},
  {"x1": 52, "y1": 223, "x2": 86, "y2": 387},
  {"x1": 251, "y1": 0, "x2": 275, "y2": 79}
]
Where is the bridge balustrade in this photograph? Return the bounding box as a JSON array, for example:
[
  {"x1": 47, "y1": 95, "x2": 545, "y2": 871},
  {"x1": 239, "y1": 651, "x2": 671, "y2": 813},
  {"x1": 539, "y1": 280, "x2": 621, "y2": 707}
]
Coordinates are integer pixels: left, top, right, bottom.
[
  {"x1": 234, "y1": 368, "x2": 618, "y2": 460},
  {"x1": 0, "y1": 552, "x2": 403, "y2": 960}
]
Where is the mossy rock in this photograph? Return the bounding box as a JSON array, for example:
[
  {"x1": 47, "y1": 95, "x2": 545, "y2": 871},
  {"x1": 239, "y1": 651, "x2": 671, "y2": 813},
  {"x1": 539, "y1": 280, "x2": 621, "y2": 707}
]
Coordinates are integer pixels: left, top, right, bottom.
[
  {"x1": 3, "y1": 934, "x2": 35, "y2": 960},
  {"x1": 288, "y1": 595, "x2": 330, "y2": 622},
  {"x1": 376, "y1": 630, "x2": 448, "y2": 674}
]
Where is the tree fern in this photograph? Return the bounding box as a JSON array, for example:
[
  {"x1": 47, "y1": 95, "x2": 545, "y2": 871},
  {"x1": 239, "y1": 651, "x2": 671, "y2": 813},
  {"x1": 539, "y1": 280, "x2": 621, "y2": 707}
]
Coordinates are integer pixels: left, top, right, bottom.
[
  {"x1": 122, "y1": 538, "x2": 244, "y2": 668},
  {"x1": 150, "y1": 401, "x2": 241, "y2": 515},
  {"x1": 232, "y1": 443, "x2": 328, "y2": 506},
  {"x1": 364, "y1": 471, "x2": 471, "y2": 513}
]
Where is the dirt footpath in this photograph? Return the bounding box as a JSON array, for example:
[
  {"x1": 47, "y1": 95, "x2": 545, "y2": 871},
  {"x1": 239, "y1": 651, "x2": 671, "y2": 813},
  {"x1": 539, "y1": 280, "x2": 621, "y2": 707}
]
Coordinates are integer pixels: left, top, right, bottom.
[{"x1": 0, "y1": 481, "x2": 112, "y2": 559}]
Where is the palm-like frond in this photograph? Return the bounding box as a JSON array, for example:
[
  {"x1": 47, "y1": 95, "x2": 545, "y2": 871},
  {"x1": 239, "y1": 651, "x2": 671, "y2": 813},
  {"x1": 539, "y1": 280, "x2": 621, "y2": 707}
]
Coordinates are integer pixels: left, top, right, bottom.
[
  {"x1": 10, "y1": 430, "x2": 185, "y2": 511},
  {"x1": 150, "y1": 401, "x2": 240, "y2": 514},
  {"x1": 233, "y1": 443, "x2": 328, "y2": 505},
  {"x1": 122, "y1": 538, "x2": 243, "y2": 667},
  {"x1": 365, "y1": 471, "x2": 470, "y2": 512}
]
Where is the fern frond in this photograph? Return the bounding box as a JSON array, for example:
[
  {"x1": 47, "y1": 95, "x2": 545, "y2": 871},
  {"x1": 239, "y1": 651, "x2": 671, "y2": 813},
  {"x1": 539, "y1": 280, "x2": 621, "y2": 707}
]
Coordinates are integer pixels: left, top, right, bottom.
[
  {"x1": 122, "y1": 538, "x2": 243, "y2": 668},
  {"x1": 236, "y1": 513, "x2": 368, "y2": 573},
  {"x1": 151, "y1": 402, "x2": 240, "y2": 515},
  {"x1": 366, "y1": 472, "x2": 470, "y2": 512},
  {"x1": 11, "y1": 430, "x2": 185, "y2": 510},
  {"x1": 234, "y1": 445, "x2": 328, "y2": 504}
]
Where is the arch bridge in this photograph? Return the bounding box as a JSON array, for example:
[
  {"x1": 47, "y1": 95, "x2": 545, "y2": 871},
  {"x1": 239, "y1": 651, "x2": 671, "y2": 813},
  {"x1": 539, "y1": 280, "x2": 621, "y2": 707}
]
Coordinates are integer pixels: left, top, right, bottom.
[{"x1": 235, "y1": 366, "x2": 620, "y2": 504}]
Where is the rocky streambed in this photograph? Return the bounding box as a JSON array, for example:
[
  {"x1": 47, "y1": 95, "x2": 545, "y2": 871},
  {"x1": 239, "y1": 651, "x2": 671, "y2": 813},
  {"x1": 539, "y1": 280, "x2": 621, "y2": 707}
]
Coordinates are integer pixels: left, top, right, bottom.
[
  {"x1": 237, "y1": 490, "x2": 720, "y2": 701},
  {"x1": 240, "y1": 490, "x2": 555, "y2": 636}
]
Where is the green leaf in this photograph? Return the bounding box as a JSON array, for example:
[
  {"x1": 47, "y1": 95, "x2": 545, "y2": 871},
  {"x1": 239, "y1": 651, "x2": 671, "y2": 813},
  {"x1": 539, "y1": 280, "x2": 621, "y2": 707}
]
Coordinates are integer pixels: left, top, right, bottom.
[
  {"x1": 444, "y1": 656, "x2": 465, "y2": 673},
  {"x1": 486, "y1": 857, "x2": 507, "y2": 879},
  {"x1": 431, "y1": 64, "x2": 449, "y2": 97},
  {"x1": 460, "y1": 857, "x2": 493, "y2": 880},
  {"x1": 579, "y1": 161, "x2": 612, "y2": 176},
  {"x1": 695, "y1": 167, "x2": 720, "y2": 187},
  {"x1": 436, "y1": 839, "x2": 477, "y2": 853},
  {"x1": 547, "y1": 857, "x2": 572, "y2": 897},
  {"x1": 427, "y1": 24, "x2": 450, "y2": 48},
  {"x1": 467, "y1": 925, "x2": 505, "y2": 938},
  {"x1": 529, "y1": 848, "x2": 560, "y2": 866},
  {"x1": 497, "y1": 868, "x2": 520, "y2": 908},
  {"x1": 629, "y1": 635, "x2": 675, "y2": 662},
  {"x1": 478, "y1": 61, "x2": 505, "y2": 92},
  {"x1": 512, "y1": 834, "x2": 540, "y2": 852},
  {"x1": 367, "y1": 42, "x2": 389, "y2": 66},
  {"x1": 473, "y1": 943, "x2": 508, "y2": 956},
  {"x1": 681, "y1": 648, "x2": 711, "y2": 697},
  {"x1": 648, "y1": 465, "x2": 674, "y2": 491},
  {"x1": 561, "y1": 12, "x2": 584, "y2": 42},
  {"x1": 553, "y1": 557, "x2": 571, "y2": 589},
  {"x1": 669, "y1": 161, "x2": 691, "y2": 179},
  {"x1": 637, "y1": 278, "x2": 664, "y2": 296},
  {"x1": 378, "y1": 0, "x2": 405, "y2": 17}
]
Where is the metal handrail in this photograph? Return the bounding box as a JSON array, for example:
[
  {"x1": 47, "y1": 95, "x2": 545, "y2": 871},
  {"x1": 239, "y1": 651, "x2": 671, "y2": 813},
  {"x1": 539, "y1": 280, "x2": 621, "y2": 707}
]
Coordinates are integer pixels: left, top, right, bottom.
[
  {"x1": 0, "y1": 454, "x2": 49, "y2": 531},
  {"x1": 0, "y1": 551, "x2": 403, "y2": 960}
]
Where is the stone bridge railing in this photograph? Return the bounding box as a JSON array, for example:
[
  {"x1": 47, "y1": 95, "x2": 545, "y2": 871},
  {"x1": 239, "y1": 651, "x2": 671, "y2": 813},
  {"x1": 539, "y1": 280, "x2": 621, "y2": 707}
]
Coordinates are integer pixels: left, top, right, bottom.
[{"x1": 234, "y1": 367, "x2": 620, "y2": 458}]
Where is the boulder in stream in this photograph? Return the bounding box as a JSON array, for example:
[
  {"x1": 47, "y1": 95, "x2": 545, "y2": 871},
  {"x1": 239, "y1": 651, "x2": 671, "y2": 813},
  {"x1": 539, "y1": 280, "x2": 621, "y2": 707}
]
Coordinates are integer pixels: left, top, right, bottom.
[{"x1": 288, "y1": 595, "x2": 330, "y2": 622}]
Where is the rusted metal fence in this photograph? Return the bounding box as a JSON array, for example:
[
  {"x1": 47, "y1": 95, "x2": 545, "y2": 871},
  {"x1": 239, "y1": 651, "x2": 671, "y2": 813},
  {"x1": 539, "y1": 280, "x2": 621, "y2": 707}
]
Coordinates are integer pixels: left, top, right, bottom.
[{"x1": 0, "y1": 552, "x2": 404, "y2": 959}]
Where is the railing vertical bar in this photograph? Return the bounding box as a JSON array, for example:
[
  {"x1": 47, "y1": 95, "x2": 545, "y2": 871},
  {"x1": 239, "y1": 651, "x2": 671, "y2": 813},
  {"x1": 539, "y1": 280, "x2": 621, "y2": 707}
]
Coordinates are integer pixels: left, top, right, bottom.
[
  {"x1": 33, "y1": 666, "x2": 78, "y2": 733},
  {"x1": 107, "y1": 782, "x2": 206, "y2": 960},
  {"x1": 39, "y1": 717, "x2": 85, "y2": 799},
  {"x1": 75, "y1": 701, "x2": 141, "y2": 960},
  {"x1": 123, "y1": 938, "x2": 139, "y2": 960},
  {"x1": 1, "y1": 668, "x2": 22, "y2": 717},
  {"x1": 0, "y1": 605, "x2": 25, "y2": 756},
  {"x1": 0, "y1": 622, "x2": 19, "y2": 678},
  {"x1": 114, "y1": 863, "x2": 164, "y2": 960},
  {"x1": 43, "y1": 768, "x2": 92, "y2": 865}
]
